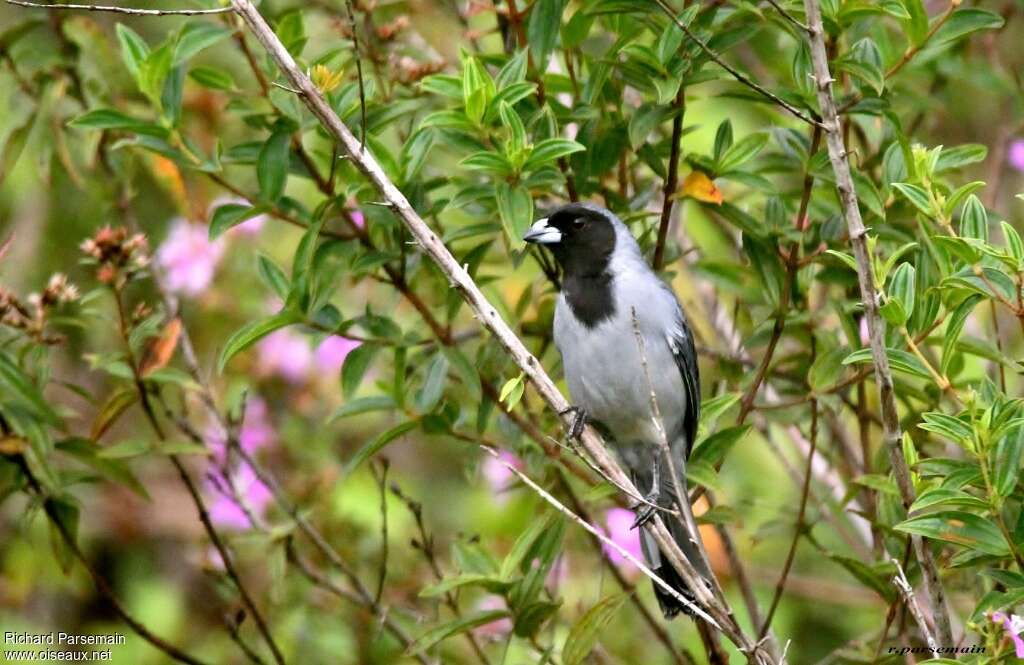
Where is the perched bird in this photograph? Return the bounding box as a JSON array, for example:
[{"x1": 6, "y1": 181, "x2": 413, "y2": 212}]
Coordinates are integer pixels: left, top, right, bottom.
[{"x1": 523, "y1": 202, "x2": 710, "y2": 618}]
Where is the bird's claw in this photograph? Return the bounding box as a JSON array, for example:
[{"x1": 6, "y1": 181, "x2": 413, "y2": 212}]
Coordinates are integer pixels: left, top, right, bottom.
[
  {"x1": 559, "y1": 406, "x2": 588, "y2": 441},
  {"x1": 630, "y1": 490, "x2": 661, "y2": 529}
]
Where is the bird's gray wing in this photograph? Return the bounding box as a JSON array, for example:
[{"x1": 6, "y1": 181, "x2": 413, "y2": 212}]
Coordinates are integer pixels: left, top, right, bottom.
[{"x1": 665, "y1": 297, "x2": 700, "y2": 459}]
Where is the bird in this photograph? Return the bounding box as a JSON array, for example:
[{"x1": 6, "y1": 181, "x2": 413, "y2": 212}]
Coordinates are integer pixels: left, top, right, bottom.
[{"x1": 523, "y1": 202, "x2": 710, "y2": 619}]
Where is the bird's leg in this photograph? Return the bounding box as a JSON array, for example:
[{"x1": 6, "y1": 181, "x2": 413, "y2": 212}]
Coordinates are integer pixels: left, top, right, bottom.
[
  {"x1": 559, "y1": 405, "x2": 589, "y2": 441},
  {"x1": 631, "y1": 457, "x2": 661, "y2": 529}
]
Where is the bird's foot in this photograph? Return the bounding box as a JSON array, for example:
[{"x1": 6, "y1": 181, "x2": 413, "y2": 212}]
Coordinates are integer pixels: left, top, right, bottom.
[
  {"x1": 559, "y1": 405, "x2": 588, "y2": 441},
  {"x1": 631, "y1": 489, "x2": 661, "y2": 529}
]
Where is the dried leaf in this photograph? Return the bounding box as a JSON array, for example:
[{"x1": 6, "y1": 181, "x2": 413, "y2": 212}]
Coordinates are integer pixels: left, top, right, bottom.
[
  {"x1": 139, "y1": 318, "x2": 182, "y2": 377},
  {"x1": 676, "y1": 171, "x2": 724, "y2": 205},
  {"x1": 0, "y1": 436, "x2": 27, "y2": 455}
]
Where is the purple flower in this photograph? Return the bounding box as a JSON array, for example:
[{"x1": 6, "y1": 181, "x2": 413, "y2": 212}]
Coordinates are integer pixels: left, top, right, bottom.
[
  {"x1": 351, "y1": 209, "x2": 365, "y2": 229},
  {"x1": 208, "y1": 464, "x2": 272, "y2": 530},
  {"x1": 257, "y1": 328, "x2": 314, "y2": 383},
  {"x1": 205, "y1": 396, "x2": 276, "y2": 530},
  {"x1": 1008, "y1": 139, "x2": 1024, "y2": 173},
  {"x1": 210, "y1": 195, "x2": 267, "y2": 237},
  {"x1": 601, "y1": 507, "x2": 643, "y2": 571},
  {"x1": 156, "y1": 218, "x2": 225, "y2": 296},
  {"x1": 314, "y1": 336, "x2": 362, "y2": 376},
  {"x1": 991, "y1": 612, "x2": 1024, "y2": 658},
  {"x1": 481, "y1": 451, "x2": 522, "y2": 504}
]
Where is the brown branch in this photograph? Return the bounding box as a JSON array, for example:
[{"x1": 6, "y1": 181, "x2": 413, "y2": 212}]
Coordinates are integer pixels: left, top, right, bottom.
[
  {"x1": 4, "y1": 0, "x2": 232, "y2": 14},
  {"x1": 653, "y1": 88, "x2": 686, "y2": 271},
  {"x1": 800, "y1": 0, "x2": 953, "y2": 646}
]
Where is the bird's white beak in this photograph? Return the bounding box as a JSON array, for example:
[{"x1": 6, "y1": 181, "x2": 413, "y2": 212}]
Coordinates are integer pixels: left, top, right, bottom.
[{"x1": 522, "y1": 218, "x2": 562, "y2": 245}]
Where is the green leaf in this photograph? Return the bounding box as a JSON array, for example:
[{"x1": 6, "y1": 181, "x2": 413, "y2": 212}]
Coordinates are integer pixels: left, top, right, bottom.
[
  {"x1": 498, "y1": 101, "x2": 528, "y2": 165},
  {"x1": 256, "y1": 253, "x2": 290, "y2": 300},
  {"x1": 1001, "y1": 221, "x2": 1024, "y2": 269},
  {"x1": 892, "y1": 182, "x2": 934, "y2": 216},
  {"x1": 943, "y1": 181, "x2": 985, "y2": 217},
  {"x1": 931, "y1": 9, "x2": 1004, "y2": 47},
  {"x1": 414, "y1": 353, "x2": 449, "y2": 413},
  {"x1": 419, "y1": 573, "x2": 513, "y2": 598},
  {"x1": 498, "y1": 373, "x2": 525, "y2": 410},
  {"x1": 690, "y1": 425, "x2": 749, "y2": 467},
  {"x1": 563, "y1": 593, "x2": 628, "y2": 665},
  {"x1": 935, "y1": 144, "x2": 987, "y2": 172},
  {"x1": 918, "y1": 412, "x2": 973, "y2": 444},
  {"x1": 827, "y1": 554, "x2": 896, "y2": 602},
  {"x1": 887, "y1": 262, "x2": 915, "y2": 325},
  {"x1": 459, "y1": 151, "x2": 513, "y2": 176},
  {"x1": 992, "y1": 430, "x2": 1024, "y2": 498},
  {"x1": 188, "y1": 65, "x2": 236, "y2": 91},
  {"x1": 56, "y1": 438, "x2": 149, "y2": 499},
  {"x1": 842, "y1": 348, "x2": 931, "y2": 380},
  {"x1": 941, "y1": 295, "x2": 981, "y2": 375},
  {"x1": 408, "y1": 611, "x2": 509, "y2": 655},
  {"x1": 909, "y1": 487, "x2": 989, "y2": 513},
  {"x1": 717, "y1": 132, "x2": 768, "y2": 173},
  {"x1": 527, "y1": 0, "x2": 567, "y2": 65},
  {"x1": 0, "y1": 351, "x2": 60, "y2": 426},
  {"x1": 115, "y1": 23, "x2": 149, "y2": 79},
  {"x1": 523, "y1": 138, "x2": 585, "y2": 171},
  {"x1": 173, "y1": 22, "x2": 231, "y2": 64},
  {"x1": 461, "y1": 54, "x2": 496, "y2": 124},
  {"x1": 895, "y1": 511, "x2": 1009, "y2": 556},
  {"x1": 329, "y1": 395, "x2": 397, "y2": 422},
  {"x1": 344, "y1": 421, "x2": 418, "y2": 476},
  {"x1": 902, "y1": 0, "x2": 929, "y2": 45},
  {"x1": 341, "y1": 343, "x2": 379, "y2": 398},
  {"x1": 959, "y1": 195, "x2": 988, "y2": 242},
  {"x1": 257, "y1": 128, "x2": 291, "y2": 202},
  {"x1": 495, "y1": 183, "x2": 533, "y2": 250},
  {"x1": 209, "y1": 203, "x2": 268, "y2": 240},
  {"x1": 712, "y1": 119, "x2": 733, "y2": 163},
  {"x1": 69, "y1": 109, "x2": 167, "y2": 138},
  {"x1": 500, "y1": 511, "x2": 557, "y2": 580},
  {"x1": 0, "y1": 115, "x2": 34, "y2": 186},
  {"x1": 138, "y1": 41, "x2": 174, "y2": 107},
  {"x1": 217, "y1": 310, "x2": 302, "y2": 373}
]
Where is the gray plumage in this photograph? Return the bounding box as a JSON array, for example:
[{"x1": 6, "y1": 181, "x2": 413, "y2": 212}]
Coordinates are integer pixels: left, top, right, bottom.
[{"x1": 524, "y1": 203, "x2": 709, "y2": 618}]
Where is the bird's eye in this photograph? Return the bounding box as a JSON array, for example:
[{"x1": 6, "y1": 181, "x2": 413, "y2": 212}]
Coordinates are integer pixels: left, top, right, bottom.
[{"x1": 572, "y1": 218, "x2": 586, "y2": 230}]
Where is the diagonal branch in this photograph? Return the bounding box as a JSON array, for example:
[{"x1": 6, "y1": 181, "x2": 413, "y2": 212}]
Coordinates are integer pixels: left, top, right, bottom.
[
  {"x1": 3, "y1": 0, "x2": 232, "y2": 14},
  {"x1": 800, "y1": 0, "x2": 953, "y2": 646}
]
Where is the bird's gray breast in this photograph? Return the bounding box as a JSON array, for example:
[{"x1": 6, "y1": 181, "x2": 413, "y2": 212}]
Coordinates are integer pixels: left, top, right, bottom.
[{"x1": 553, "y1": 271, "x2": 687, "y2": 447}]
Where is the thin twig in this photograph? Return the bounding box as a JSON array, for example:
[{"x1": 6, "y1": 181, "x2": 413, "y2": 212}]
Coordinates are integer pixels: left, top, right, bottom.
[
  {"x1": 371, "y1": 459, "x2": 390, "y2": 606},
  {"x1": 764, "y1": 0, "x2": 809, "y2": 32},
  {"x1": 342, "y1": 0, "x2": 367, "y2": 149},
  {"x1": 653, "y1": 88, "x2": 686, "y2": 271},
  {"x1": 4, "y1": 0, "x2": 232, "y2": 13},
  {"x1": 652, "y1": 0, "x2": 824, "y2": 129},
  {"x1": 891, "y1": 557, "x2": 938, "y2": 652},
  {"x1": 800, "y1": 0, "x2": 953, "y2": 646}
]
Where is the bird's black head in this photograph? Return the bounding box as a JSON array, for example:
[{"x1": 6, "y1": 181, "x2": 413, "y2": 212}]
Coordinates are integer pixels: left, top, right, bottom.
[{"x1": 522, "y1": 204, "x2": 617, "y2": 277}]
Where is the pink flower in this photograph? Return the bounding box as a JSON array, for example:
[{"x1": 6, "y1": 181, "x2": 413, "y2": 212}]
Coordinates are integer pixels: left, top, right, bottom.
[
  {"x1": 156, "y1": 218, "x2": 225, "y2": 295},
  {"x1": 601, "y1": 507, "x2": 643, "y2": 570},
  {"x1": 314, "y1": 336, "x2": 361, "y2": 376},
  {"x1": 481, "y1": 451, "x2": 522, "y2": 504},
  {"x1": 472, "y1": 596, "x2": 512, "y2": 638},
  {"x1": 207, "y1": 396, "x2": 275, "y2": 462},
  {"x1": 210, "y1": 195, "x2": 267, "y2": 237},
  {"x1": 991, "y1": 612, "x2": 1024, "y2": 658},
  {"x1": 208, "y1": 464, "x2": 272, "y2": 530},
  {"x1": 1008, "y1": 139, "x2": 1024, "y2": 173},
  {"x1": 257, "y1": 328, "x2": 314, "y2": 383},
  {"x1": 858, "y1": 317, "x2": 870, "y2": 346},
  {"x1": 351, "y1": 209, "x2": 365, "y2": 229}
]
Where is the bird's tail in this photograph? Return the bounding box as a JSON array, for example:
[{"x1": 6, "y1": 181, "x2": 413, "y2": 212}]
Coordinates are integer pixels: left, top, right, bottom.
[{"x1": 637, "y1": 473, "x2": 713, "y2": 619}]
